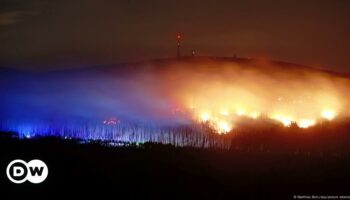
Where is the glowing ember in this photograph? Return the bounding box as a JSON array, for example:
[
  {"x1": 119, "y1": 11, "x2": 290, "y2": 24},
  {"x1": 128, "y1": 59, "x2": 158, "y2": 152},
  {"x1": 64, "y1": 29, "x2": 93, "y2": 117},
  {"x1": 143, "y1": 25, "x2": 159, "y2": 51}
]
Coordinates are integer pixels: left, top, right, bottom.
[
  {"x1": 193, "y1": 107, "x2": 325, "y2": 132},
  {"x1": 198, "y1": 111, "x2": 232, "y2": 134},
  {"x1": 199, "y1": 112, "x2": 211, "y2": 122},
  {"x1": 321, "y1": 110, "x2": 336, "y2": 120},
  {"x1": 191, "y1": 104, "x2": 339, "y2": 132},
  {"x1": 249, "y1": 111, "x2": 260, "y2": 119},
  {"x1": 236, "y1": 108, "x2": 246, "y2": 116},
  {"x1": 216, "y1": 121, "x2": 232, "y2": 134},
  {"x1": 270, "y1": 114, "x2": 293, "y2": 127},
  {"x1": 297, "y1": 119, "x2": 316, "y2": 128}
]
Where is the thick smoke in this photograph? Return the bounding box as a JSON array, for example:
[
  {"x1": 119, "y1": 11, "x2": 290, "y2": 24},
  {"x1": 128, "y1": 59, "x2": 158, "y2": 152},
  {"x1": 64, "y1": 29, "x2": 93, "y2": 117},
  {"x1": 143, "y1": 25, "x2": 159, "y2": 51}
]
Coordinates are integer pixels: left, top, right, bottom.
[
  {"x1": 0, "y1": 66, "x2": 185, "y2": 126},
  {"x1": 1, "y1": 58, "x2": 350, "y2": 133}
]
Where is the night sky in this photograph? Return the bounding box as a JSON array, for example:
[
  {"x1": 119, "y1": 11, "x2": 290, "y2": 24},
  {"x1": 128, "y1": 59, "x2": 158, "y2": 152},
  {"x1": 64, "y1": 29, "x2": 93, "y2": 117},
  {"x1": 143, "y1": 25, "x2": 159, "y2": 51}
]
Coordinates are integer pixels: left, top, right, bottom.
[{"x1": 0, "y1": 0, "x2": 349, "y2": 72}]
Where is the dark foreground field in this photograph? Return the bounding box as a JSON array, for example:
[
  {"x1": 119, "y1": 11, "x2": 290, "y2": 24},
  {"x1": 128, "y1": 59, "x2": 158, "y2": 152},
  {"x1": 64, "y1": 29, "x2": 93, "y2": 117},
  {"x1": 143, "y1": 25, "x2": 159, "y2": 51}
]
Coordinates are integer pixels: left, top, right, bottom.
[{"x1": 0, "y1": 132, "x2": 350, "y2": 199}]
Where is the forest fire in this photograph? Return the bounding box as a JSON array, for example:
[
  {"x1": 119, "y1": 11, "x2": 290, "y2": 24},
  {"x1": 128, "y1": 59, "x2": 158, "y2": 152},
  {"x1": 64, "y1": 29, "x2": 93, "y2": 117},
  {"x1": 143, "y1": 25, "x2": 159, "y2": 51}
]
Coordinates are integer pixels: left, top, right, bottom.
[
  {"x1": 157, "y1": 60, "x2": 350, "y2": 134},
  {"x1": 190, "y1": 106, "x2": 335, "y2": 134},
  {"x1": 1, "y1": 58, "x2": 350, "y2": 141}
]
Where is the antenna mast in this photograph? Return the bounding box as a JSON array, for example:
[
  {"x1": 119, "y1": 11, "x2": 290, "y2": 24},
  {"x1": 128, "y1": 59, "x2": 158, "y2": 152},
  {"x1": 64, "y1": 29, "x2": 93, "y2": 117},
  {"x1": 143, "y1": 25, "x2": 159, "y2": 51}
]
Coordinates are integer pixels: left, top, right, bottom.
[{"x1": 177, "y1": 33, "x2": 181, "y2": 57}]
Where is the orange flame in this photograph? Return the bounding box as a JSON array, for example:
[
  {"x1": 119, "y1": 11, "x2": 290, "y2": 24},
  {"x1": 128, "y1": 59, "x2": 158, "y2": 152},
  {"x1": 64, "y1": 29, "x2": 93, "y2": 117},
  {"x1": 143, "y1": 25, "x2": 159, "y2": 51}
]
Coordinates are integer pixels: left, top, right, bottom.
[{"x1": 155, "y1": 60, "x2": 350, "y2": 134}]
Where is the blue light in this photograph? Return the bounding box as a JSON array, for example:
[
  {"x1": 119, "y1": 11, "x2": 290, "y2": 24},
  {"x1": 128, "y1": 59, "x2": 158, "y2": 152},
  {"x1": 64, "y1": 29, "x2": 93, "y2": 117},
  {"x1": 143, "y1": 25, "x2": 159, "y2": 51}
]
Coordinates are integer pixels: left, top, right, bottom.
[{"x1": 0, "y1": 120, "x2": 228, "y2": 148}]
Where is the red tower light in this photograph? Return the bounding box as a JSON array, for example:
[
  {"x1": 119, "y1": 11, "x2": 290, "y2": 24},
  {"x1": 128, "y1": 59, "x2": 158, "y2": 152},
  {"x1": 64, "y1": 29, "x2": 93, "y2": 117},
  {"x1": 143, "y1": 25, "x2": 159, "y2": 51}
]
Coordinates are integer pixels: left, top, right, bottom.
[{"x1": 177, "y1": 33, "x2": 181, "y2": 40}]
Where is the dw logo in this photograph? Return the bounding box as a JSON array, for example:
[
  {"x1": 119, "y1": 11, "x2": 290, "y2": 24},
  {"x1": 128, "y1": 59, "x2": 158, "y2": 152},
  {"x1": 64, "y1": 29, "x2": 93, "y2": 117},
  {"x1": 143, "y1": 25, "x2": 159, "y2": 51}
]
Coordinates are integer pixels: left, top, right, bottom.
[{"x1": 6, "y1": 159, "x2": 48, "y2": 184}]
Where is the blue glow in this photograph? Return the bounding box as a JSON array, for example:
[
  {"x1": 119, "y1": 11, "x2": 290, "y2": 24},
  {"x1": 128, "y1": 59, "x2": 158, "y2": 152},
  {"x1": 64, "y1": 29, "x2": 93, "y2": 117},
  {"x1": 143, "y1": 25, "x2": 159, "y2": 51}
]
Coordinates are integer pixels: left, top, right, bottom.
[
  {"x1": 0, "y1": 66, "x2": 229, "y2": 148},
  {"x1": 0, "y1": 121, "x2": 230, "y2": 148}
]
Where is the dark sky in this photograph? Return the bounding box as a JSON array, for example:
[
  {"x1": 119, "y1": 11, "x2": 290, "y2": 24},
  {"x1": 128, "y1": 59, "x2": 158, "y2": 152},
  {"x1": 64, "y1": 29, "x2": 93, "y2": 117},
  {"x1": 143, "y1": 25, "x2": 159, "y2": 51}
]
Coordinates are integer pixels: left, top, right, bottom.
[{"x1": 0, "y1": 0, "x2": 349, "y2": 72}]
